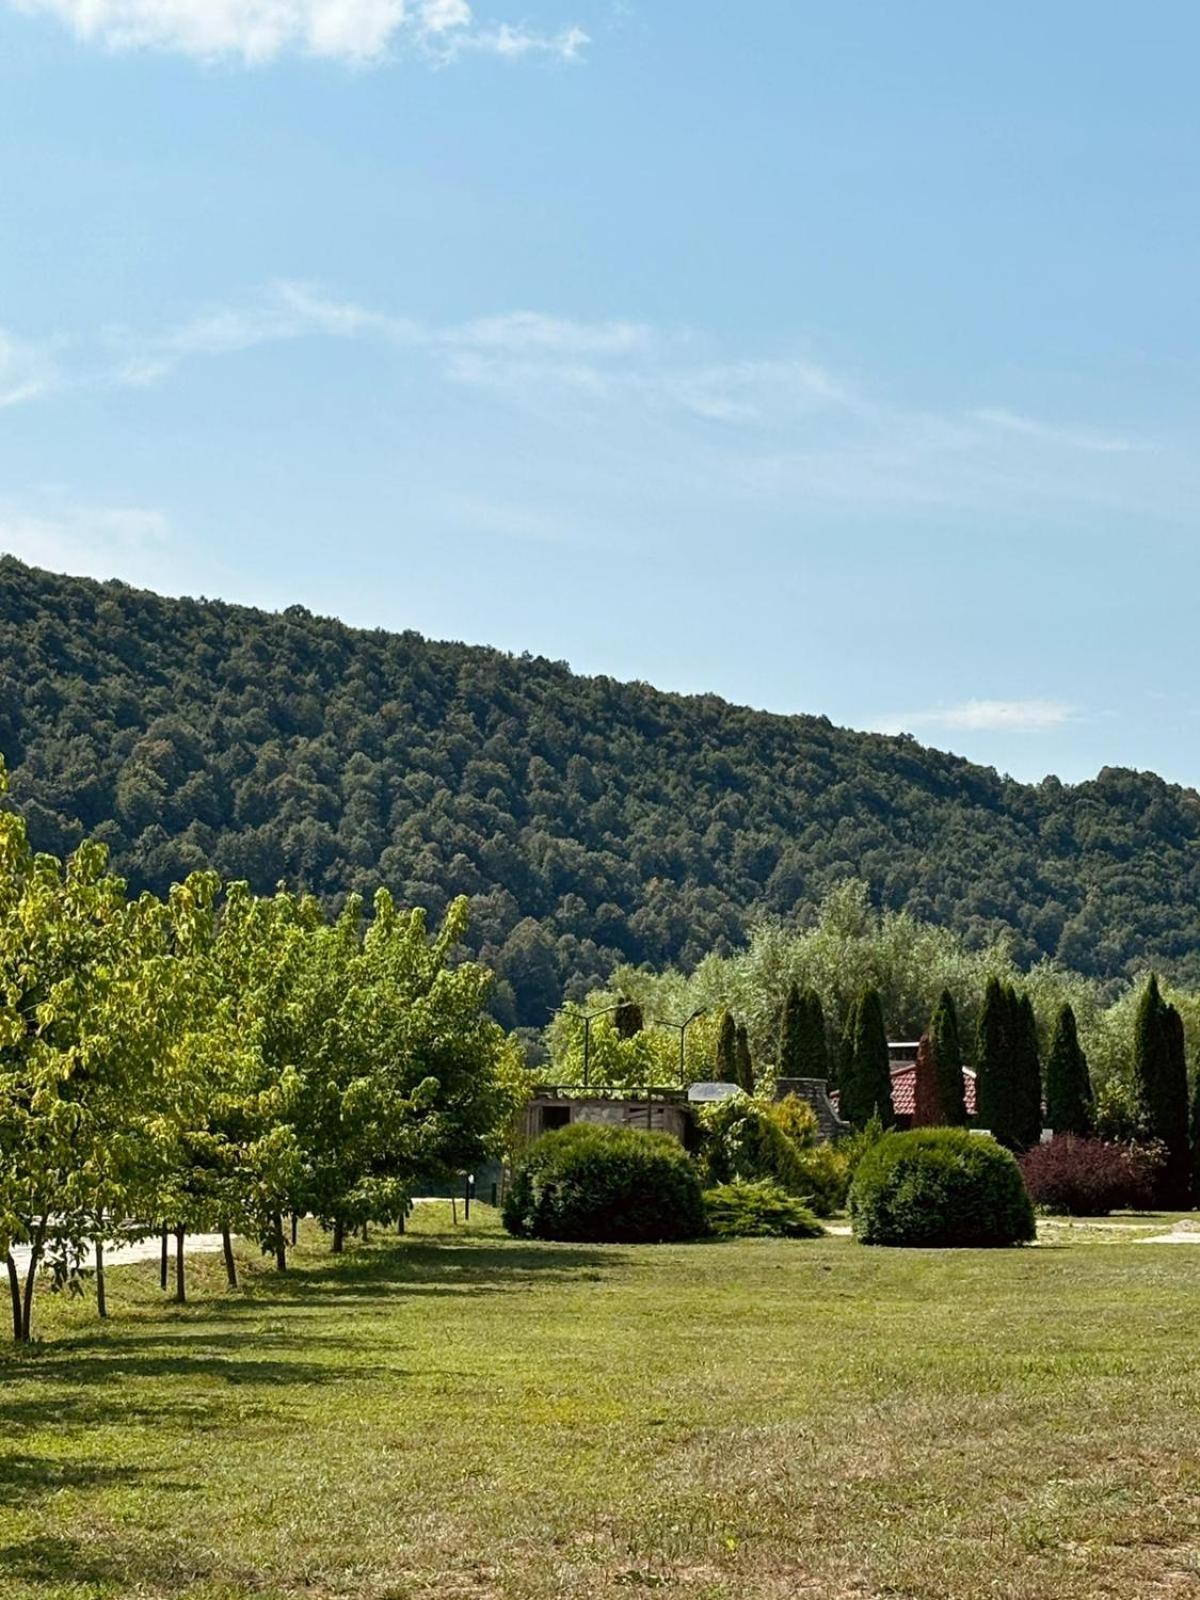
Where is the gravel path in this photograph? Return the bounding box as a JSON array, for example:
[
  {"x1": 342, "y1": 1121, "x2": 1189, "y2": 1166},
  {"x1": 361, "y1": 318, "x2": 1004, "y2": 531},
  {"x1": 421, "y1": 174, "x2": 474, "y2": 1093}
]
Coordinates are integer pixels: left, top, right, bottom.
[{"x1": 8, "y1": 1232, "x2": 229, "y2": 1273}]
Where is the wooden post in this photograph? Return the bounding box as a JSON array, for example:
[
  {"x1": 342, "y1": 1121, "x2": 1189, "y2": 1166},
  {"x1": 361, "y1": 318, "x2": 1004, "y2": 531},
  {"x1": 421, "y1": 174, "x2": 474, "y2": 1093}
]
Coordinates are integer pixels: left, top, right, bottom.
[
  {"x1": 95, "y1": 1238, "x2": 108, "y2": 1319},
  {"x1": 221, "y1": 1224, "x2": 238, "y2": 1289}
]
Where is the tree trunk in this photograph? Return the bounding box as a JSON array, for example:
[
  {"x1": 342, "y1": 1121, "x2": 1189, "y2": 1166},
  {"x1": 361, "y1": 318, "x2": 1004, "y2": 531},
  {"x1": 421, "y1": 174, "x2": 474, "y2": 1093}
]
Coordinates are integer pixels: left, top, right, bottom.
[
  {"x1": 332, "y1": 1217, "x2": 344, "y2": 1254},
  {"x1": 21, "y1": 1218, "x2": 46, "y2": 1342},
  {"x1": 5, "y1": 1252, "x2": 22, "y2": 1343},
  {"x1": 272, "y1": 1213, "x2": 287, "y2": 1272},
  {"x1": 361, "y1": 1222, "x2": 369, "y2": 1243},
  {"x1": 290, "y1": 1212, "x2": 298, "y2": 1247},
  {"x1": 397, "y1": 1211, "x2": 405, "y2": 1236},
  {"x1": 174, "y1": 1226, "x2": 186, "y2": 1305},
  {"x1": 95, "y1": 1238, "x2": 108, "y2": 1319},
  {"x1": 221, "y1": 1224, "x2": 238, "y2": 1289},
  {"x1": 160, "y1": 1225, "x2": 169, "y2": 1290}
]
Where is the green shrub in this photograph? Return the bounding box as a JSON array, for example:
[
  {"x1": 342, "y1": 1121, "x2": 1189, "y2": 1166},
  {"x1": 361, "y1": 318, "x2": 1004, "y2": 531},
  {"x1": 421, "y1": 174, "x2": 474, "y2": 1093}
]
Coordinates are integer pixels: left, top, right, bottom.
[
  {"x1": 849, "y1": 1127, "x2": 1036, "y2": 1248},
  {"x1": 703, "y1": 1179, "x2": 824, "y2": 1239},
  {"x1": 698, "y1": 1093, "x2": 852, "y2": 1217},
  {"x1": 503, "y1": 1123, "x2": 707, "y2": 1243},
  {"x1": 790, "y1": 1141, "x2": 852, "y2": 1215}
]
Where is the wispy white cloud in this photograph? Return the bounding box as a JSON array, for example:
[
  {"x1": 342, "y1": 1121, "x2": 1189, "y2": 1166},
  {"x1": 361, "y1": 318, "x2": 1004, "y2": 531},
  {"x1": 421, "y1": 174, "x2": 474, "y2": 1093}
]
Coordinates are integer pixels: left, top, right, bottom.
[
  {"x1": 0, "y1": 284, "x2": 1161, "y2": 530},
  {"x1": 7, "y1": 0, "x2": 588, "y2": 65},
  {"x1": 971, "y1": 406, "x2": 1134, "y2": 455},
  {"x1": 875, "y1": 699, "x2": 1077, "y2": 736},
  {"x1": 0, "y1": 329, "x2": 59, "y2": 407}
]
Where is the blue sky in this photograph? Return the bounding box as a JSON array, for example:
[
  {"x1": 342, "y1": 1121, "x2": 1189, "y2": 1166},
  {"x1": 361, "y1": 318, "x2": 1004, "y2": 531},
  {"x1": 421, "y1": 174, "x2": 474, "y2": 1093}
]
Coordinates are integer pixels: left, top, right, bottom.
[{"x1": 2, "y1": 2, "x2": 1199, "y2": 786}]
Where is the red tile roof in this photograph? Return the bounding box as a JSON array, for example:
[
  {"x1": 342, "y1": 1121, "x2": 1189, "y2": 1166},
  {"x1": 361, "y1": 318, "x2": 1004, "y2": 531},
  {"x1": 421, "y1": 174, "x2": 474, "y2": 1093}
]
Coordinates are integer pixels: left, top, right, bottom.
[{"x1": 830, "y1": 1065, "x2": 977, "y2": 1119}]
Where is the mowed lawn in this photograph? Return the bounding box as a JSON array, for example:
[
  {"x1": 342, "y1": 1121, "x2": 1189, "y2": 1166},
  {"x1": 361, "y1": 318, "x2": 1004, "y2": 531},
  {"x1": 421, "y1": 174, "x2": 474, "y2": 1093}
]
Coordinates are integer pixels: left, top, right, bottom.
[{"x1": 3, "y1": 1210, "x2": 1200, "y2": 1600}]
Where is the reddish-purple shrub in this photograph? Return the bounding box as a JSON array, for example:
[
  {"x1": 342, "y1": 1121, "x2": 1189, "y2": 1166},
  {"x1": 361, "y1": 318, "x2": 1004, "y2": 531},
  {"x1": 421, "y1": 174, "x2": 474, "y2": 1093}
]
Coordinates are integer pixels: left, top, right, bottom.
[{"x1": 1020, "y1": 1136, "x2": 1166, "y2": 1216}]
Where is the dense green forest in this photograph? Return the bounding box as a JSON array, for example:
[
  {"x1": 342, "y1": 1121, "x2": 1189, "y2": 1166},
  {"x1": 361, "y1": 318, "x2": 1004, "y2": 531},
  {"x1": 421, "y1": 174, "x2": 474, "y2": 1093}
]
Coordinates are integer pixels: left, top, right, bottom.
[{"x1": 4, "y1": 555, "x2": 1200, "y2": 1028}]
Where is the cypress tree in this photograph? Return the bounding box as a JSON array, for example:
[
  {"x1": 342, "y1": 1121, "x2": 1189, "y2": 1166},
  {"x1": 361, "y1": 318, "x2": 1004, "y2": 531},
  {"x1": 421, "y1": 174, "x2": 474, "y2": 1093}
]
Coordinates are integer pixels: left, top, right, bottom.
[
  {"x1": 1133, "y1": 974, "x2": 1166, "y2": 1123},
  {"x1": 836, "y1": 995, "x2": 859, "y2": 1094},
  {"x1": 1190, "y1": 1068, "x2": 1200, "y2": 1208},
  {"x1": 1160, "y1": 1001, "x2": 1191, "y2": 1207},
  {"x1": 1044, "y1": 1003, "x2": 1092, "y2": 1136},
  {"x1": 841, "y1": 986, "x2": 895, "y2": 1128},
  {"x1": 715, "y1": 1010, "x2": 738, "y2": 1085},
  {"x1": 778, "y1": 982, "x2": 803, "y2": 1076},
  {"x1": 734, "y1": 1023, "x2": 755, "y2": 1095},
  {"x1": 912, "y1": 1034, "x2": 940, "y2": 1126},
  {"x1": 798, "y1": 988, "x2": 830, "y2": 1080},
  {"x1": 976, "y1": 976, "x2": 1017, "y2": 1148},
  {"x1": 929, "y1": 989, "x2": 967, "y2": 1127},
  {"x1": 1132, "y1": 975, "x2": 1191, "y2": 1206},
  {"x1": 1012, "y1": 992, "x2": 1043, "y2": 1151}
]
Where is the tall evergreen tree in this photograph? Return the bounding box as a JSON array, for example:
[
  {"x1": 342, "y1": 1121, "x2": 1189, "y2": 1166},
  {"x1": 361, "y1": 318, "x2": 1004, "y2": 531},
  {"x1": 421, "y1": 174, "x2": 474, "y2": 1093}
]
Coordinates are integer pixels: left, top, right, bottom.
[
  {"x1": 1160, "y1": 1001, "x2": 1191, "y2": 1207},
  {"x1": 734, "y1": 1023, "x2": 755, "y2": 1095},
  {"x1": 976, "y1": 976, "x2": 1017, "y2": 1148},
  {"x1": 929, "y1": 989, "x2": 967, "y2": 1127},
  {"x1": 778, "y1": 982, "x2": 803, "y2": 1077},
  {"x1": 912, "y1": 1034, "x2": 940, "y2": 1127},
  {"x1": 1132, "y1": 975, "x2": 1191, "y2": 1206},
  {"x1": 836, "y1": 995, "x2": 859, "y2": 1095},
  {"x1": 797, "y1": 988, "x2": 830, "y2": 1081},
  {"x1": 1012, "y1": 992, "x2": 1043, "y2": 1151},
  {"x1": 715, "y1": 1010, "x2": 738, "y2": 1085},
  {"x1": 1044, "y1": 1003, "x2": 1092, "y2": 1136},
  {"x1": 1190, "y1": 1068, "x2": 1200, "y2": 1208},
  {"x1": 840, "y1": 986, "x2": 894, "y2": 1128}
]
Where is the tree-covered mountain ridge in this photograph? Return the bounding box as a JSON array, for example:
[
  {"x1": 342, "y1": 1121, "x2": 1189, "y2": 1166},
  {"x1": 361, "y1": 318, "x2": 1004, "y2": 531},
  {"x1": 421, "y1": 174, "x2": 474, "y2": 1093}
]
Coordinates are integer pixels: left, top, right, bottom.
[{"x1": 3, "y1": 554, "x2": 1199, "y2": 1026}]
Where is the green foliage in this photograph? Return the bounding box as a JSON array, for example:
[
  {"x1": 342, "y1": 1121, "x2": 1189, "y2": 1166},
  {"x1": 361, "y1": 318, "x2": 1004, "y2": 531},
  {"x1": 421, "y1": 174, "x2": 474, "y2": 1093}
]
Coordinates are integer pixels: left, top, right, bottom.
[
  {"x1": 1045, "y1": 1003, "x2": 1093, "y2": 1136},
  {"x1": 1093, "y1": 1074, "x2": 1149, "y2": 1143},
  {"x1": 802, "y1": 989, "x2": 829, "y2": 1077},
  {"x1": 0, "y1": 757, "x2": 517, "y2": 1335},
  {"x1": 976, "y1": 978, "x2": 1016, "y2": 1148},
  {"x1": 1133, "y1": 975, "x2": 1191, "y2": 1206},
  {"x1": 502, "y1": 1123, "x2": 706, "y2": 1243},
  {"x1": 703, "y1": 1179, "x2": 823, "y2": 1239},
  {"x1": 840, "y1": 986, "x2": 894, "y2": 1129},
  {"x1": 697, "y1": 1093, "x2": 846, "y2": 1215},
  {"x1": 778, "y1": 983, "x2": 803, "y2": 1078},
  {"x1": 734, "y1": 1022, "x2": 755, "y2": 1093},
  {"x1": 715, "y1": 1011, "x2": 738, "y2": 1083},
  {"x1": 11, "y1": 559, "x2": 1200, "y2": 1035},
  {"x1": 930, "y1": 990, "x2": 967, "y2": 1126},
  {"x1": 1012, "y1": 992, "x2": 1044, "y2": 1151},
  {"x1": 849, "y1": 1128, "x2": 1036, "y2": 1248},
  {"x1": 545, "y1": 1006, "x2": 685, "y2": 1089}
]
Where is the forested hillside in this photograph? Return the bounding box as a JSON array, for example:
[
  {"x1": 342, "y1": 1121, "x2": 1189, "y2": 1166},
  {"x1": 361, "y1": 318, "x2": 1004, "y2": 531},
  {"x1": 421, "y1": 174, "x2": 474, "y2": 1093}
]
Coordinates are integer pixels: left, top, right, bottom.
[{"x1": 3, "y1": 555, "x2": 1200, "y2": 1026}]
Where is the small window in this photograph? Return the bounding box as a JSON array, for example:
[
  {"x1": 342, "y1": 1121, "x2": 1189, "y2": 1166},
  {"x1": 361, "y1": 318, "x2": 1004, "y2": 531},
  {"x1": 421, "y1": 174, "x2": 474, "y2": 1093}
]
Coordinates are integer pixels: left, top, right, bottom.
[{"x1": 541, "y1": 1105, "x2": 571, "y2": 1131}]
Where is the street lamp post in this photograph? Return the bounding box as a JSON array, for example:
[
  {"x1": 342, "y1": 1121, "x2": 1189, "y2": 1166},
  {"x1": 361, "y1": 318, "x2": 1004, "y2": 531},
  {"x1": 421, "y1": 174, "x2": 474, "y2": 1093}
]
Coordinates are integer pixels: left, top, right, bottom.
[
  {"x1": 652, "y1": 1007, "x2": 707, "y2": 1087},
  {"x1": 577, "y1": 1000, "x2": 625, "y2": 1089}
]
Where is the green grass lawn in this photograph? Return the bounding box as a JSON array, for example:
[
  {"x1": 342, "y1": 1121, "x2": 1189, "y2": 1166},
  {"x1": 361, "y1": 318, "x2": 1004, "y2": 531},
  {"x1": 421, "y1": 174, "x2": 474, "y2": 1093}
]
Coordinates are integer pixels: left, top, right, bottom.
[{"x1": 4, "y1": 1208, "x2": 1200, "y2": 1600}]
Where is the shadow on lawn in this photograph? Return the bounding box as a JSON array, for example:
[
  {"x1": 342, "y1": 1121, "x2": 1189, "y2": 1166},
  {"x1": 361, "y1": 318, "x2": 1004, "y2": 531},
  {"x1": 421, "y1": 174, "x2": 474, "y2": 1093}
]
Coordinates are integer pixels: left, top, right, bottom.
[
  {"x1": 208, "y1": 1237, "x2": 623, "y2": 1315},
  {"x1": 0, "y1": 1453, "x2": 188, "y2": 1510},
  {"x1": 0, "y1": 1238, "x2": 619, "y2": 1433},
  {"x1": 0, "y1": 1532, "x2": 224, "y2": 1593}
]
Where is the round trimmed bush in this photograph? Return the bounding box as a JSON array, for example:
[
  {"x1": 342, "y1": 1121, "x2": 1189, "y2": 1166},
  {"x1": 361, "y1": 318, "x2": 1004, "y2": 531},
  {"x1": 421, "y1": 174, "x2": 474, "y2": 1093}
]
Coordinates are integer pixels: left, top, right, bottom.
[
  {"x1": 703, "y1": 1179, "x2": 823, "y2": 1239},
  {"x1": 849, "y1": 1127, "x2": 1035, "y2": 1248},
  {"x1": 503, "y1": 1123, "x2": 707, "y2": 1243}
]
